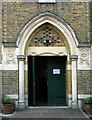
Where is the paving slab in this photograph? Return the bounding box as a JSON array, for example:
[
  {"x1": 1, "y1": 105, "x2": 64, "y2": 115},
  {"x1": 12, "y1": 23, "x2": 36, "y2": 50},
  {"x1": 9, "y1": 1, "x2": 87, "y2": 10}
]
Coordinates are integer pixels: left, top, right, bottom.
[{"x1": 0, "y1": 107, "x2": 90, "y2": 119}]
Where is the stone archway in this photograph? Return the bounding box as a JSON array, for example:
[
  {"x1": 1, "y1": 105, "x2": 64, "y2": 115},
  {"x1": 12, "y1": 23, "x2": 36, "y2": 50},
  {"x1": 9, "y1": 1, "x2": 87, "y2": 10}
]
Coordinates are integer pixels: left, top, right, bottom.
[
  {"x1": 16, "y1": 12, "x2": 78, "y2": 55},
  {"x1": 17, "y1": 12, "x2": 78, "y2": 109}
]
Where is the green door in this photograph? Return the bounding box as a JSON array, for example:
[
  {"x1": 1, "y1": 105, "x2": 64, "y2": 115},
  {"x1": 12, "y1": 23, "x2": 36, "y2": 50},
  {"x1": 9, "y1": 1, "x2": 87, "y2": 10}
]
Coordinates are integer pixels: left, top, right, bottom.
[
  {"x1": 48, "y1": 57, "x2": 66, "y2": 105},
  {"x1": 28, "y1": 56, "x2": 66, "y2": 106}
]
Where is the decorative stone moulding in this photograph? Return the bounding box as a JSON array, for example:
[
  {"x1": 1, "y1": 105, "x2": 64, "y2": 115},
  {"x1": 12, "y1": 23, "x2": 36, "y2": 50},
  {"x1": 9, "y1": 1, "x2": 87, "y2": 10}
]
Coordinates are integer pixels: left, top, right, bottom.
[
  {"x1": 79, "y1": 48, "x2": 90, "y2": 66},
  {"x1": 29, "y1": 24, "x2": 66, "y2": 47},
  {"x1": 5, "y1": 48, "x2": 17, "y2": 65}
]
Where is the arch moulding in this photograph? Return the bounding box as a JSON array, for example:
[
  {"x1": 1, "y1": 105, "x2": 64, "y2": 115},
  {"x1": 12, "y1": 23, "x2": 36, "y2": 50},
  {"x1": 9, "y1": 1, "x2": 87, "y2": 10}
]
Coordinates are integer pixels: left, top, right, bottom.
[{"x1": 16, "y1": 12, "x2": 78, "y2": 55}]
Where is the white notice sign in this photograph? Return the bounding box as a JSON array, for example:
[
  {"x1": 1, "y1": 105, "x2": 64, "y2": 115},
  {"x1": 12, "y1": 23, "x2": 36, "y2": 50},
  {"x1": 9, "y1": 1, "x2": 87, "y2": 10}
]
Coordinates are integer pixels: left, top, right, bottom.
[{"x1": 53, "y1": 69, "x2": 60, "y2": 74}]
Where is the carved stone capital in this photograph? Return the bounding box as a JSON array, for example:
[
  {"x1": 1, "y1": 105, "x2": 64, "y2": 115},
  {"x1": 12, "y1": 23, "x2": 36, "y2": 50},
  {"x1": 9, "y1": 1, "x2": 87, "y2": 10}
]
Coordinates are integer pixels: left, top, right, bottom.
[
  {"x1": 70, "y1": 55, "x2": 78, "y2": 60},
  {"x1": 17, "y1": 55, "x2": 26, "y2": 61}
]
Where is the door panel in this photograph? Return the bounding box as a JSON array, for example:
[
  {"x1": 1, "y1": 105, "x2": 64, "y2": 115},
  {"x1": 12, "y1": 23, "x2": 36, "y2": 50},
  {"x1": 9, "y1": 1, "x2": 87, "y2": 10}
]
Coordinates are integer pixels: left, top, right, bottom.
[
  {"x1": 28, "y1": 56, "x2": 34, "y2": 106},
  {"x1": 28, "y1": 56, "x2": 66, "y2": 106},
  {"x1": 48, "y1": 57, "x2": 66, "y2": 105},
  {"x1": 35, "y1": 56, "x2": 47, "y2": 105}
]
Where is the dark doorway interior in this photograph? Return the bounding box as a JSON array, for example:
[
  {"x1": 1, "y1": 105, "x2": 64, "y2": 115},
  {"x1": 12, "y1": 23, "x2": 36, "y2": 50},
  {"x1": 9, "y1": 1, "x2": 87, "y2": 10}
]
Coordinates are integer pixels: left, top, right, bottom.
[
  {"x1": 35, "y1": 57, "x2": 48, "y2": 105},
  {"x1": 28, "y1": 56, "x2": 67, "y2": 106}
]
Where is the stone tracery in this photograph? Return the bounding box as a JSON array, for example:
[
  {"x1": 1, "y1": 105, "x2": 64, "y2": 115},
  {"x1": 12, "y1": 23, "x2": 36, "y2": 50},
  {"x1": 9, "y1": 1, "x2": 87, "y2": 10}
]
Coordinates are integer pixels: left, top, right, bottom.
[{"x1": 29, "y1": 23, "x2": 66, "y2": 47}]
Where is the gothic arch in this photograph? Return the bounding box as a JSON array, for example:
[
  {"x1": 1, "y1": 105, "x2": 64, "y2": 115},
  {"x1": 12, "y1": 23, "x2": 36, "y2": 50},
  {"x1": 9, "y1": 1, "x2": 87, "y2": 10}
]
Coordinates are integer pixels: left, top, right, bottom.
[
  {"x1": 17, "y1": 12, "x2": 79, "y2": 109},
  {"x1": 16, "y1": 12, "x2": 78, "y2": 55}
]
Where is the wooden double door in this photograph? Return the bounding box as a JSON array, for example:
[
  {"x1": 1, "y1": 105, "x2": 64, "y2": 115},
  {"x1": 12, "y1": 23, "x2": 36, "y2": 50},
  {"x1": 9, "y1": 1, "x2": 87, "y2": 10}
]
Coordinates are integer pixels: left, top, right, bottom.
[{"x1": 28, "y1": 56, "x2": 67, "y2": 106}]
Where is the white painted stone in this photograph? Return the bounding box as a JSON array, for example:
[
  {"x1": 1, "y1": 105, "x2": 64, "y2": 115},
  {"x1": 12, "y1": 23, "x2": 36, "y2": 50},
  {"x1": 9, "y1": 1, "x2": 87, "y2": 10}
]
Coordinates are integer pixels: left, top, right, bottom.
[
  {"x1": 0, "y1": 64, "x2": 27, "y2": 70},
  {"x1": 19, "y1": 60, "x2": 25, "y2": 102},
  {"x1": 39, "y1": 0, "x2": 55, "y2": 3},
  {"x1": 68, "y1": 100, "x2": 72, "y2": 108},
  {"x1": 70, "y1": 57, "x2": 78, "y2": 109},
  {"x1": 28, "y1": 47, "x2": 67, "y2": 56},
  {"x1": 77, "y1": 48, "x2": 91, "y2": 70},
  {"x1": 78, "y1": 94, "x2": 92, "y2": 99},
  {"x1": 2, "y1": 65, "x2": 18, "y2": 70},
  {"x1": 0, "y1": 64, "x2": 2, "y2": 70},
  {"x1": 2, "y1": 47, "x2": 17, "y2": 65},
  {"x1": 17, "y1": 56, "x2": 26, "y2": 109},
  {"x1": 6, "y1": 95, "x2": 18, "y2": 99},
  {"x1": 68, "y1": 94, "x2": 92, "y2": 99}
]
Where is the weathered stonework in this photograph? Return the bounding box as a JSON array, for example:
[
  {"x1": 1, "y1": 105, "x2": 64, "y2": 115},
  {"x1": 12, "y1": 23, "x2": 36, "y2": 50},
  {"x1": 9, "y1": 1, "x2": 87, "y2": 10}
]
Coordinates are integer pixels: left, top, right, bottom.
[
  {"x1": 2, "y1": 70, "x2": 18, "y2": 94},
  {"x1": 78, "y1": 70, "x2": 91, "y2": 94}
]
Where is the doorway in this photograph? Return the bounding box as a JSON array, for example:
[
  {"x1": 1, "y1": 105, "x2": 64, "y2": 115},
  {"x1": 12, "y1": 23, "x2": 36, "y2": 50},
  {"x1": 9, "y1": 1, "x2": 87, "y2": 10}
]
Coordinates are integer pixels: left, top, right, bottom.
[{"x1": 28, "y1": 56, "x2": 67, "y2": 106}]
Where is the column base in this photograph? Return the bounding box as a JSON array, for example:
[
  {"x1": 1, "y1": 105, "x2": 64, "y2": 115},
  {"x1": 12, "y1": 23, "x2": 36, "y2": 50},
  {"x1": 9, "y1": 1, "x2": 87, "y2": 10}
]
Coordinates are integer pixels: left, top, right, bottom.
[
  {"x1": 78, "y1": 100, "x2": 82, "y2": 108},
  {"x1": 68, "y1": 100, "x2": 72, "y2": 108},
  {"x1": 18, "y1": 101, "x2": 26, "y2": 109},
  {"x1": 72, "y1": 101, "x2": 78, "y2": 109}
]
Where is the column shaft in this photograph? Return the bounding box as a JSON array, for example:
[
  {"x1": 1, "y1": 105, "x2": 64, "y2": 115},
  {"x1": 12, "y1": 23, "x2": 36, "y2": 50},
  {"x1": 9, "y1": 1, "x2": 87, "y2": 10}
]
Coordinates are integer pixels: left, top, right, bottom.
[
  {"x1": 19, "y1": 60, "x2": 25, "y2": 102},
  {"x1": 70, "y1": 55, "x2": 78, "y2": 109},
  {"x1": 17, "y1": 55, "x2": 26, "y2": 109}
]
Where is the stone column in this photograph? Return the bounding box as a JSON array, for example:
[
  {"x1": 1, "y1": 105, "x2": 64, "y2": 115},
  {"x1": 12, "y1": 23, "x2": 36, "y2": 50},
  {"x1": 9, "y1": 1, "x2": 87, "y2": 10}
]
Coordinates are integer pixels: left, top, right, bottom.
[
  {"x1": 17, "y1": 55, "x2": 26, "y2": 109},
  {"x1": 70, "y1": 55, "x2": 78, "y2": 109}
]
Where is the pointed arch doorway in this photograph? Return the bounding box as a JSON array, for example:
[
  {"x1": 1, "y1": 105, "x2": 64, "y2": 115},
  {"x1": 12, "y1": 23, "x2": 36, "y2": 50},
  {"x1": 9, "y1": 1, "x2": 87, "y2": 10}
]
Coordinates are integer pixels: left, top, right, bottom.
[
  {"x1": 28, "y1": 56, "x2": 67, "y2": 106},
  {"x1": 27, "y1": 23, "x2": 68, "y2": 106},
  {"x1": 17, "y1": 12, "x2": 78, "y2": 108}
]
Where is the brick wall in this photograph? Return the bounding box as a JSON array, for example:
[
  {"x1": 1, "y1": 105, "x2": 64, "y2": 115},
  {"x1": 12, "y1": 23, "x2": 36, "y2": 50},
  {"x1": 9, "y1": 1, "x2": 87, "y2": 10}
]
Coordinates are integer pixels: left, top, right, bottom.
[
  {"x1": 2, "y1": 70, "x2": 92, "y2": 95},
  {"x1": 90, "y1": 2, "x2": 92, "y2": 43},
  {"x1": 2, "y1": 70, "x2": 18, "y2": 94},
  {"x1": 78, "y1": 70, "x2": 92, "y2": 94},
  {"x1": 0, "y1": 70, "x2": 2, "y2": 103},
  {"x1": 1, "y1": 2, "x2": 92, "y2": 96},
  {"x1": 2, "y1": 2, "x2": 90, "y2": 45}
]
